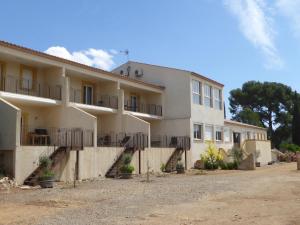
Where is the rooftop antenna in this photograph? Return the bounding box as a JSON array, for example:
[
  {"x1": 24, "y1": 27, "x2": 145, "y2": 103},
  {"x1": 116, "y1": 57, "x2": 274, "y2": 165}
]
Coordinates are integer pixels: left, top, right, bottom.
[{"x1": 120, "y1": 49, "x2": 129, "y2": 62}]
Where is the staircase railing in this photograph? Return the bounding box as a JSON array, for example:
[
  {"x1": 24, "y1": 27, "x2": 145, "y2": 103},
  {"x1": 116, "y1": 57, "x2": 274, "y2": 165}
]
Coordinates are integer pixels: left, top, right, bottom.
[{"x1": 151, "y1": 135, "x2": 190, "y2": 150}]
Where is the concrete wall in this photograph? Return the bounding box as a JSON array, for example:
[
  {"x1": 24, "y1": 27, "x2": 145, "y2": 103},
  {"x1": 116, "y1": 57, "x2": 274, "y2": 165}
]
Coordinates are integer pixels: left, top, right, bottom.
[
  {"x1": 0, "y1": 98, "x2": 20, "y2": 150},
  {"x1": 78, "y1": 147, "x2": 123, "y2": 179},
  {"x1": 245, "y1": 140, "x2": 272, "y2": 165}
]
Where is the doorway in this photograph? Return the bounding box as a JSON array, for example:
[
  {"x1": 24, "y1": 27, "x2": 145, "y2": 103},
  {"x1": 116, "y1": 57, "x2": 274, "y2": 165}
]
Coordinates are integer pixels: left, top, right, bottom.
[
  {"x1": 233, "y1": 132, "x2": 241, "y2": 148},
  {"x1": 83, "y1": 85, "x2": 93, "y2": 105}
]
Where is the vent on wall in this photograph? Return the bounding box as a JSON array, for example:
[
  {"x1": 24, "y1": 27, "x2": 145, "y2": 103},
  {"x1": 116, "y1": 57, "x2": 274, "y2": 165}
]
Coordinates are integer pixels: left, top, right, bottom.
[{"x1": 135, "y1": 69, "x2": 144, "y2": 78}]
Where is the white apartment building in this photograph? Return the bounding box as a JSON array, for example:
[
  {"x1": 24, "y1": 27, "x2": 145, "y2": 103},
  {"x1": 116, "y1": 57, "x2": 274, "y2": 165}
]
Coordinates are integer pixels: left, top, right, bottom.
[{"x1": 0, "y1": 41, "x2": 271, "y2": 185}]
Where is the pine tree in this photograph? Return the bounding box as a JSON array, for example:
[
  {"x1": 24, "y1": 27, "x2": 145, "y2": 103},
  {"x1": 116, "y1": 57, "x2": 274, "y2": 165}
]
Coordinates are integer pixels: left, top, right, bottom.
[{"x1": 292, "y1": 92, "x2": 300, "y2": 146}]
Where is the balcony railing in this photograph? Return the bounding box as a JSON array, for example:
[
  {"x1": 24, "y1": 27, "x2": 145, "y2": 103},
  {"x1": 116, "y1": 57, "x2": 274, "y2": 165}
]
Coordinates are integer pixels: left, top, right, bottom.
[
  {"x1": 97, "y1": 132, "x2": 148, "y2": 149},
  {"x1": 2, "y1": 75, "x2": 62, "y2": 100},
  {"x1": 21, "y1": 126, "x2": 94, "y2": 149},
  {"x1": 124, "y1": 100, "x2": 162, "y2": 116},
  {"x1": 70, "y1": 88, "x2": 118, "y2": 109},
  {"x1": 151, "y1": 135, "x2": 190, "y2": 150}
]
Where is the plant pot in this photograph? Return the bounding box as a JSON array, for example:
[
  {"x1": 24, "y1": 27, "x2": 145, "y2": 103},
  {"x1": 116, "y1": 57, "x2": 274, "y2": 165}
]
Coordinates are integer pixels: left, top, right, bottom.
[
  {"x1": 120, "y1": 173, "x2": 133, "y2": 179},
  {"x1": 255, "y1": 162, "x2": 261, "y2": 167},
  {"x1": 176, "y1": 167, "x2": 185, "y2": 174},
  {"x1": 39, "y1": 177, "x2": 55, "y2": 188}
]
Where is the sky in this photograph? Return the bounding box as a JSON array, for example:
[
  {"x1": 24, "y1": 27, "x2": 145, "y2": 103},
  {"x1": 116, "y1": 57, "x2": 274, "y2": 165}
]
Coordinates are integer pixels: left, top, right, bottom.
[{"x1": 0, "y1": 0, "x2": 300, "y2": 115}]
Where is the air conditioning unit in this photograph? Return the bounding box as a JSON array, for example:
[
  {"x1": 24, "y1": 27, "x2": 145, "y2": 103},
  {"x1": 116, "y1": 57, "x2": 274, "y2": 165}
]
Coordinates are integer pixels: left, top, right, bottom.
[{"x1": 135, "y1": 69, "x2": 144, "y2": 78}]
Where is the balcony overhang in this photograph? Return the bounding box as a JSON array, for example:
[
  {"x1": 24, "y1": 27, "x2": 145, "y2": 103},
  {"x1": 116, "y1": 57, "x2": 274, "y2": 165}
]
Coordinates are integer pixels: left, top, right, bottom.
[
  {"x1": 125, "y1": 110, "x2": 163, "y2": 120},
  {"x1": 70, "y1": 102, "x2": 118, "y2": 115},
  {"x1": 0, "y1": 91, "x2": 61, "y2": 107}
]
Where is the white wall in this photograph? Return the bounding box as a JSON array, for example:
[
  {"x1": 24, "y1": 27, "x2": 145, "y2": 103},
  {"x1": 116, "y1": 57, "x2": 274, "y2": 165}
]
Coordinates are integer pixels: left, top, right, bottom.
[{"x1": 0, "y1": 98, "x2": 20, "y2": 150}]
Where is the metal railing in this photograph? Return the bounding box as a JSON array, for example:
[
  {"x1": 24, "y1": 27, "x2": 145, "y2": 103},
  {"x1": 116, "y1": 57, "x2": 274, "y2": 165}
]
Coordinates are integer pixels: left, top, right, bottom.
[
  {"x1": 69, "y1": 88, "x2": 118, "y2": 109},
  {"x1": 2, "y1": 75, "x2": 62, "y2": 100},
  {"x1": 21, "y1": 126, "x2": 94, "y2": 149},
  {"x1": 97, "y1": 132, "x2": 148, "y2": 149},
  {"x1": 151, "y1": 135, "x2": 191, "y2": 150},
  {"x1": 124, "y1": 100, "x2": 162, "y2": 116}
]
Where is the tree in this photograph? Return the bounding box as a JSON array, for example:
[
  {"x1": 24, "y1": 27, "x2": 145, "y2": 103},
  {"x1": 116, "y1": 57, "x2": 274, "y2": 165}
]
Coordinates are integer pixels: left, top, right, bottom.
[
  {"x1": 229, "y1": 81, "x2": 293, "y2": 147},
  {"x1": 292, "y1": 92, "x2": 300, "y2": 146}
]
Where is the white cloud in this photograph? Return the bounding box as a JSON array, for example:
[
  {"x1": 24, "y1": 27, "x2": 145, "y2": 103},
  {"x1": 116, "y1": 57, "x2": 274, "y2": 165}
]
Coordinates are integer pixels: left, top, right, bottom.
[
  {"x1": 224, "y1": 0, "x2": 283, "y2": 69},
  {"x1": 276, "y1": 0, "x2": 300, "y2": 37},
  {"x1": 44, "y1": 46, "x2": 115, "y2": 71}
]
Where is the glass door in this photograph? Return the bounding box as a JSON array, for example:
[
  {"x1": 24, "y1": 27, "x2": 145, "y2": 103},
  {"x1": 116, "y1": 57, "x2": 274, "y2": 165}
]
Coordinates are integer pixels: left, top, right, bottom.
[
  {"x1": 83, "y1": 85, "x2": 93, "y2": 105},
  {"x1": 130, "y1": 95, "x2": 138, "y2": 112}
]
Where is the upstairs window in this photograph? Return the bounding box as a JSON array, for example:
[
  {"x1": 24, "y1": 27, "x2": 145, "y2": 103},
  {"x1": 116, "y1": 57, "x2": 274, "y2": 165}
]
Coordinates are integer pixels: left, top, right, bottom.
[
  {"x1": 204, "y1": 85, "x2": 212, "y2": 107},
  {"x1": 193, "y1": 124, "x2": 202, "y2": 140},
  {"x1": 192, "y1": 80, "x2": 202, "y2": 105},
  {"x1": 213, "y1": 88, "x2": 222, "y2": 110}
]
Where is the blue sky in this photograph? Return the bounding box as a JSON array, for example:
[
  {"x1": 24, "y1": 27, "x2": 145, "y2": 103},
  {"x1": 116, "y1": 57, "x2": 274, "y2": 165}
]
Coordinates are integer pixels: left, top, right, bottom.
[{"x1": 1, "y1": 0, "x2": 300, "y2": 114}]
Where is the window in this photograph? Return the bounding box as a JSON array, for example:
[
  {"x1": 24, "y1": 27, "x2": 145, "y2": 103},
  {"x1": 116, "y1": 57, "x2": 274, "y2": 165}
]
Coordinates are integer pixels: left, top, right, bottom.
[
  {"x1": 83, "y1": 85, "x2": 93, "y2": 105},
  {"x1": 204, "y1": 85, "x2": 212, "y2": 107},
  {"x1": 193, "y1": 124, "x2": 202, "y2": 140},
  {"x1": 213, "y1": 88, "x2": 222, "y2": 110},
  {"x1": 224, "y1": 127, "x2": 230, "y2": 142},
  {"x1": 21, "y1": 67, "x2": 34, "y2": 90},
  {"x1": 205, "y1": 125, "x2": 213, "y2": 141},
  {"x1": 247, "y1": 132, "x2": 251, "y2": 140},
  {"x1": 192, "y1": 80, "x2": 202, "y2": 105},
  {"x1": 215, "y1": 127, "x2": 222, "y2": 142}
]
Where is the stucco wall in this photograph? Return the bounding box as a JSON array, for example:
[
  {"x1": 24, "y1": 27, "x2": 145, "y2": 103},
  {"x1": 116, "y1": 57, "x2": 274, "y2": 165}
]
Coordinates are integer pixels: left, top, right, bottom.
[
  {"x1": 245, "y1": 140, "x2": 271, "y2": 165},
  {"x1": 0, "y1": 98, "x2": 20, "y2": 150}
]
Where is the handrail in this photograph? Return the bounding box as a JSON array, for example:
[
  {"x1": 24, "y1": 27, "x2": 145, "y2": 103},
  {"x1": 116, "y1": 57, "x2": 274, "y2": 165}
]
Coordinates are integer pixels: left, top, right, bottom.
[{"x1": 124, "y1": 99, "x2": 162, "y2": 116}]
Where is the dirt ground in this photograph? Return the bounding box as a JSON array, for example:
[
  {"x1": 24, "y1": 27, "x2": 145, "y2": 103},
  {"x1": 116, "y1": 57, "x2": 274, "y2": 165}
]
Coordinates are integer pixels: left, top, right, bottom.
[{"x1": 0, "y1": 163, "x2": 299, "y2": 225}]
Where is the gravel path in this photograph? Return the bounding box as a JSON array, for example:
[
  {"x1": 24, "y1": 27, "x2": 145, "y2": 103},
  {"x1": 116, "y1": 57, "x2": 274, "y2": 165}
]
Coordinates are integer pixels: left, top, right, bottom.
[{"x1": 0, "y1": 163, "x2": 299, "y2": 225}]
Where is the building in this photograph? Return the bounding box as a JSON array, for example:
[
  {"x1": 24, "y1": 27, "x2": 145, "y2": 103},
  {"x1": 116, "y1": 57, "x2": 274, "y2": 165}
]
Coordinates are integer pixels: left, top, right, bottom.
[{"x1": 0, "y1": 41, "x2": 271, "y2": 185}]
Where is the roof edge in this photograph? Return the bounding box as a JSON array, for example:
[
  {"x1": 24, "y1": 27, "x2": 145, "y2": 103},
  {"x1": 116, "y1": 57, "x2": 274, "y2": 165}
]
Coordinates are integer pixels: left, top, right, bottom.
[{"x1": 224, "y1": 119, "x2": 267, "y2": 130}]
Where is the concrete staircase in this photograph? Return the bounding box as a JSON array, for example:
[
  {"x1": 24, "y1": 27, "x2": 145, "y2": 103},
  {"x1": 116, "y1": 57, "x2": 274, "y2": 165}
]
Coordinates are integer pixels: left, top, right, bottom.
[
  {"x1": 165, "y1": 148, "x2": 184, "y2": 172},
  {"x1": 105, "y1": 147, "x2": 135, "y2": 178},
  {"x1": 24, "y1": 147, "x2": 68, "y2": 186}
]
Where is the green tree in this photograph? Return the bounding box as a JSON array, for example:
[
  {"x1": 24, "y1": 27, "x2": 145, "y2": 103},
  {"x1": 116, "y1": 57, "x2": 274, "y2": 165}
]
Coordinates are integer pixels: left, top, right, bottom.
[
  {"x1": 229, "y1": 81, "x2": 293, "y2": 147},
  {"x1": 292, "y1": 92, "x2": 300, "y2": 146}
]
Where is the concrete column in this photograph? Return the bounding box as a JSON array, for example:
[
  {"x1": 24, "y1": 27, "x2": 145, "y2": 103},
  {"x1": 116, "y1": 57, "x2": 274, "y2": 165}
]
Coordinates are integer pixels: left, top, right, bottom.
[
  {"x1": 118, "y1": 89, "x2": 124, "y2": 114},
  {"x1": 93, "y1": 118, "x2": 97, "y2": 148}
]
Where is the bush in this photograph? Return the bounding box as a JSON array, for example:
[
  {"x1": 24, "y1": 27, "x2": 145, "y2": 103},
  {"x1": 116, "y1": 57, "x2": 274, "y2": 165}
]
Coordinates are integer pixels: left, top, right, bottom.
[
  {"x1": 39, "y1": 170, "x2": 55, "y2": 181},
  {"x1": 279, "y1": 143, "x2": 300, "y2": 153},
  {"x1": 219, "y1": 161, "x2": 238, "y2": 170},
  {"x1": 200, "y1": 141, "x2": 223, "y2": 170},
  {"x1": 176, "y1": 162, "x2": 184, "y2": 170},
  {"x1": 39, "y1": 155, "x2": 52, "y2": 169},
  {"x1": 230, "y1": 147, "x2": 244, "y2": 165},
  {"x1": 160, "y1": 163, "x2": 166, "y2": 172},
  {"x1": 122, "y1": 154, "x2": 132, "y2": 165},
  {"x1": 120, "y1": 164, "x2": 135, "y2": 174}
]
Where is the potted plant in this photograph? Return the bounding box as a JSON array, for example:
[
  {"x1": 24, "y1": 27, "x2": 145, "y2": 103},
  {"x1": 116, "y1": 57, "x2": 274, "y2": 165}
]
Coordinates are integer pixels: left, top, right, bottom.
[
  {"x1": 176, "y1": 161, "x2": 185, "y2": 174},
  {"x1": 38, "y1": 155, "x2": 55, "y2": 188},
  {"x1": 119, "y1": 154, "x2": 135, "y2": 179}
]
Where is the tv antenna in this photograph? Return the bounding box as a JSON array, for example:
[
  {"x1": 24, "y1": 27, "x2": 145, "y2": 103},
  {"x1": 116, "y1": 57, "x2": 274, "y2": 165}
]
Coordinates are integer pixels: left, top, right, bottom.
[{"x1": 120, "y1": 49, "x2": 129, "y2": 61}]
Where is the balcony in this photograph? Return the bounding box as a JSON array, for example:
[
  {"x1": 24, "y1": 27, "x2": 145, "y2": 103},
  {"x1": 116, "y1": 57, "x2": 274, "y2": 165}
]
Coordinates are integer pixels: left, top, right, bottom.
[
  {"x1": 124, "y1": 99, "x2": 162, "y2": 117},
  {"x1": 1, "y1": 75, "x2": 62, "y2": 101},
  {"x1": 70, "y1": 88, "x2": 118, "y2": 110},
  {"x1": 21, "y1": 126, "x2": 94, "y2": 149}
]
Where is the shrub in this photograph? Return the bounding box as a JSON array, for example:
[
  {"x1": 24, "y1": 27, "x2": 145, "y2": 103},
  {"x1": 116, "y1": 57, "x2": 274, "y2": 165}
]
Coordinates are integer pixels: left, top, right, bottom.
[
  {"x1": 120, "y1": 153, "x2": 134, "y2": 174},
  {"x1": 120, "y1": 164, "x2": 135, "y2": 174},
  {"x1": 219, "y1": 161, "x2": 238, "y2": 170},
  {"x1": 200, "y1": 142, "x2": 223, "y2": 170},
  {"x1": 122, "y1": 154, "x2": 132, "y2": 165},
  {"x1": 39, "y1": 155, "x2": 52, "y2": 169},
  {"x1": 39, "y1": 170, "x2": 55, "y2": 181},
  {"x1": 230, "y1": 147, "x2": 244, "y2": 165},
  {"x1": 176, "y1": 162, "x2": 184, "y2": 170},
  {"x1": 279, "y1": 143, "x2": 300, "y2": 153},
  {"x1": 160, "y1": 163, "x2": 166, "y2": 172}
]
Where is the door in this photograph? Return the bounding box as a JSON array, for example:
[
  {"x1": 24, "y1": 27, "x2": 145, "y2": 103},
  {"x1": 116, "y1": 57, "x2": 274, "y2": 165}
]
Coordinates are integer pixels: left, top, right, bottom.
[
  {"x1": 233, "y1": 132, "x2": 241, "y2": 148},
  {"x1": 130, "y1": 95, "x2": 138, "y2": 112},
  {"x1": 21, "y1": 112, "x2": 29, "y2": 145},
  {"x1": 83, "y1": 85, "x2": 93, "y2": 105}
]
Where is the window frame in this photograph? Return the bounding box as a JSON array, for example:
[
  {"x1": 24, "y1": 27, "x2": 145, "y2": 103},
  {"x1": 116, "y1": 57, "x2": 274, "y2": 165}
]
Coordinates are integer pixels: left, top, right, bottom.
[
  {"x1": 193, "y1": 123, "x2": 203, "y2": 140},
  {"x1": 192, "y1": 79, "x2": 202, "y2": 105},
  {"x1": 213, "y1": 88, "x2": 222, "y2": 110},
  {"x1": 19, "y1": 64, "x2": 36, "y2": 91},
  {"x1": 215, "y1": 126, "x2": 222, "y2": 142},
  {"x1": 223, "y1": 127, "x2": 231, "y2": 143},
  {"x1": 204, "y1": 84, "x2": 212, "y2": 108}
]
